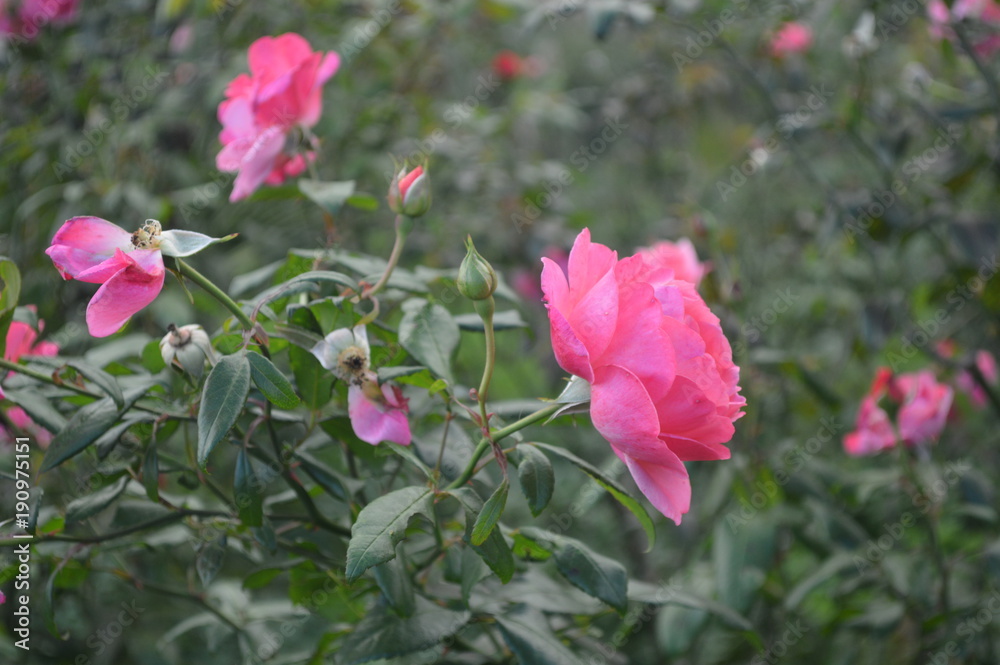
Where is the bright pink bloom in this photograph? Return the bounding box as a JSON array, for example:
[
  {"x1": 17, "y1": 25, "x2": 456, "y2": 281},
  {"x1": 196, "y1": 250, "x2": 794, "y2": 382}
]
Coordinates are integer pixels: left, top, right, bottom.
[
  {"x1": 216, "y1": 33, "x2": 340, "y2": 201},
  {"x1": 542, "y1": 229, "x2": 744, "y2": 524},
  {"x1": 493, "y1": 51, "x2": 523, "y2": 80},
  {"x1": 770, "y1": 22, "x2": 813, "y2": 57},
  {"x1": 349, "y1": 383, "x2": 411, "y2": 446},
  {"x1": 844, "y1": 395, "x2": 896, "y2": 456},
  {"x1": 18, "y1": 0, "x2": 78, "y2": 26},
  {"x1": 635, "y1": 238, "x2": 709, "y2": 286},
  {"x1": 957, "y1": 350, "x2": 998, "y2": 407},
  {"x1": 2, "y1": 317, "x2": 60, "y2": 446},
  {"x1": 46, "y1": 217, "x2": 165, "y2": 337}
]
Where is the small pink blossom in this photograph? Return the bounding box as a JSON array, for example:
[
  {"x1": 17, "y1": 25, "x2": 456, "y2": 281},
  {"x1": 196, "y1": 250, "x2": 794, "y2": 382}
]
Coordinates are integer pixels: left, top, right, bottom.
[
  {"x1": 542, "y1": 229, "x2": 744, "y2": 524},
  {"x1": 46, "y1": 217, "x2": 228, "y2": 337},
  {"x1": 928, "y1": 0, "x2": 1000, "y2": 57},
  {"x1": 770, "y1": 22, "x2": 814, "y2": 57},
  {"x1": 216, "y1": 33, "x2": 340, "y2": 201},
  {"x1": 635, "y1": 238, "x2": 710, "y2": 286},
  {"x1": 2, "y1": 317, "x2": 60, "y2": 446}
]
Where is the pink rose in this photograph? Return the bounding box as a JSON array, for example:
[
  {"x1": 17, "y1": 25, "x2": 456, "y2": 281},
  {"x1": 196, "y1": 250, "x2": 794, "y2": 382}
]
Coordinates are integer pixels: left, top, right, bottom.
[
  {"x1": 770, "y1": 22, "x2": 813, "y2": 57},
  {"x1": 542, "y1": 229, "x2": 745, "y2": 524},
  {"x1": 2, "y1": 316, "x2": 60, "y2": 446},
  {"x1": 216, "y1": 33, "x2": 340, "y2": 201},
  {"x1": 928, "y1": 0, "x2": 1000, "y2": 57},
  {"x1": 46, "y1": 217, "x2": 227, "y2": 337},
  {"x1": 844, "y1": 367, "x2": 953, "y2": 456},
  {"x1": 18, "y1": 0, "x2": 78, "y2": 26},
  {"x1": 635, "y1": 238, "x2": 709, "y2": 286}
]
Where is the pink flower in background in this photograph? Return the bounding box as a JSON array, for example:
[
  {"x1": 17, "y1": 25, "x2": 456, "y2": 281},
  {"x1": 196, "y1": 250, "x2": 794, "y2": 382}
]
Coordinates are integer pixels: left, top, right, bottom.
[
  {"x1": 893, "y1": 370, "x2": 953, "y2": 445},
  {"x1": 956, "y1": 350, "x2": 997, "y2": 407},
  {"x1": 491, "y1": 50, "x2": 543, "y2": 81},
  {"x1": 18, "y1": 0, "x2": 79, "y2": 27},
  {"x1": 311, "y1": 325, "x2": 411, "y2": 446},
  {"x1": 511, "y1": 245, "x2": 569, "y2": 303},
  {"x1": 2, "y1": 317, "x2": 60, "y2": 446},
  {"x1": 542, "y1": 229, "x2": 744, "y2": 524},
  {"x1": 845, "y1": 367, "x2": 953, "y2": 455},
  {"x1": 217, "y1": 33, "x2": 340, "y2": 201},
  {"x1": 770, "y1": 22, "x2": 814, "y2": 57},
  {"x1": 46, "y1": 217, "x2": 228, "y2": 337},
  {"x1": 635, "y1": 238, "x2": 709, "y2": 286},
  {"x1": 928, "y1": 0, "x2": 1000, "y2": 57}
]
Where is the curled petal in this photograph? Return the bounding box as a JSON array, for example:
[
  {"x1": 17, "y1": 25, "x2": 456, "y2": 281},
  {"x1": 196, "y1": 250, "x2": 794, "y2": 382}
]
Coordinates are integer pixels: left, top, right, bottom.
[
  {"x1": 45, "y1": 217, "x2": 132, "y2": 279},
  {"x1": 590, "y1": 365, "x2": 663, "y2": 460},
  {"x1": 158, "y1": 229, "x2": 232, "y2": 258},
  {"x1": 85, "y1": 249, "x2": 165, "y2": 337},
  {"x1": 348, "y1": 384, "x2": 411, "y2": 446},
  {"x1": 614, "y1": 447, "x2": 691, "y2": 525}
]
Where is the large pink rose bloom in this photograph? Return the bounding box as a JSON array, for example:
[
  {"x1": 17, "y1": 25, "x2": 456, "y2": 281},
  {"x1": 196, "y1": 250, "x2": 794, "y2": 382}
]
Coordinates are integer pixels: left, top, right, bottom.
[
  {"x1": 542, "y1": 229, "x2": 745, "y2": 524},
  {"x1": 2, "y1": 318, "x2": 59, "y2": 446},
  {"x1": 635, "y1": 238, "x2": 709, "y2": 286},
  {"x1": 217, "y1": 33, "x2": 340, "y2": 201}
]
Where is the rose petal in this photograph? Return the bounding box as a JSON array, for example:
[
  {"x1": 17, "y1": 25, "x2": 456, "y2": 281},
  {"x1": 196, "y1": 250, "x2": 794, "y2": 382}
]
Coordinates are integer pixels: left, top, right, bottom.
[
  {"x1": 348, "y1": 384, "x2": 411, "y2": 446},
  {"x1": 614, "y1": 446, "x2": 691, "y2": 525},
  {"x1": 45, "y1": 217, "x2": 133, "y2": 279},
  {"x1": 85, "y1": 249, "x2": 165, "y2": 337}
]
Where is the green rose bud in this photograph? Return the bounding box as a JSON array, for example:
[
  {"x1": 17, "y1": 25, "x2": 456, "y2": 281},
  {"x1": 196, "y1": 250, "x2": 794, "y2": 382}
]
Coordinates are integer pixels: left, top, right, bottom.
[{"x1": 458, "y1": 236, "x2": 498, "y2": 301}]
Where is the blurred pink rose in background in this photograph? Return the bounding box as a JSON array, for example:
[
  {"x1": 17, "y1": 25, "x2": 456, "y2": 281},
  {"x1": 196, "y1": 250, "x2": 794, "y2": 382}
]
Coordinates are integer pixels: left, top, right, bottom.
[
  {"x1": 845, "y1": 366, "x2": 954, "y2": 455},
  {"x1": 542, "y1": 229, "x2": 744, "y2": 524},
  {"x1": 1, "y1": 0, "x2": 79, "y2": 38},
  {"x1": 217, "y1": 33, "x2": 340, "y2": 201},
  {"x1": 1, "y1": 317, "x2": 60, "y2": 446},
  {"x1": 635, "y1": 238, "x2": 710, "y2": 286},
  {"x1": 956, "y1": 350, "x2": 998, "y2": 408},
  {"x1": 770, "y1": 22, "x2": 814, "y2": 57}
]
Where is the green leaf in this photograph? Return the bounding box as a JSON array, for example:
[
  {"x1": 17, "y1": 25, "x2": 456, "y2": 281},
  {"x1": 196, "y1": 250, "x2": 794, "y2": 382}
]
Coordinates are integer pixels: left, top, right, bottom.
[
  {"x1": 471, "y1": 479, "x2": 508, "y2": 546},
  {"x1": 0, "y1": 258, "x2": 21, "y2": 356},
  {"x1": 142, "y1": 442, "x2": 159, "y2": 502},
  {"x1": 534, "y1": 442, "x2": 655, "y2": 551},
  {"x1": 53, "y1": 359, "x2": 125, "y2": 408},
  {"x1": 298, "y1": 178, "x2": 356, "y2": 215},
  {"x1": 398, "y1": 299, "x2": 459, "y2": 384},
  {"x1": 242, "y1": 567, "x2": 284, "y2": 590},
  {"x1": 4, "y1": 389, "x2": 67, "y2": 433},
  {"x1": 65, "y1": 476, "x2": 129, "y2": 523},
  {"x1": 247, "y1": 351, "x2": 300, "y2": 409},
  {"x1": 460, "y1": 546, "x2": 489, "y2": 605},
  {"x1": 345, "y1": 486, "x2": 434, "y2": 582},
  {"x1": 294, "y1": 451, "x2": 364, "y2": 502},
  {"x1": 40, "y1": 385, "x2": 149, "y2": 473},
  {"x1": 253, "y1": 270, "x2": 358, "y2": 307},
  {"x1": 628, "y1": 580, "x2": 754, "y2": 631},
  {"x1": 373, "y1": 556, "x2": 416, "y2": 618},
  {"x1": 235, "y1": 447, "x2": 263, "y2": 527},
  {"x1": 448, "y1": 487, "x2": 515, "y2": 583},
  {"x1": 338, "y1": 596, "x2": 470, "y2": 665},
  {"x1": 552, "y1": 538, "x2": 628, "y2": 614},
  {"x1": 196, "y1": 537, "x2": 226, "y2": 587},
  {"x1": 197, "y1": 353, "x2": 251, "y2": 468},
  {"x1": 784, "y1": 551, "x2": 860, "y2": 611},
  {"x1": 517, "y1": 445, "x2": 554, "y2": 516},
  {"x1": 288, "y1": 307, "x2": 334, "y2": 411},
  {"x1": 346, "y1": 192, "x2": 380, "y2": 211},
  {"x1": 496, "y1": 607, "x2": 580, "y2": 665}
]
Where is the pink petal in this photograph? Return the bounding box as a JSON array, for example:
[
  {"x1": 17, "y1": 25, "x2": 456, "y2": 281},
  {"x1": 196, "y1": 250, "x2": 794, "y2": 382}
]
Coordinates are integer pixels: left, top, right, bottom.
[
  {"x1": 543, "y1": 304, "x2": 594, "y2": 383},
  {"x1": 45, "y1": 217, "x2": 133, "y2": 279},
  {"x1": 4, "y1": 321, "x2": 37, "y2": 362},
  {"x1": 614, "y1": 447, "x2": 691, "y2": 525},
  {"x1": 223, "y1": 126, "x2": 288, "y2": 202},
  {"x1": 654, "y1": 376, "x2": 733, "y2": 460},
  {"x1": 590, "y1": 364, "x2": 663, "y2": 460},
  {"x1": 85, "y1": 249, "x2": 165, "y2": 337},
  {"x1": 348, "y1": 384, "x2": 411, "y2": 446}
]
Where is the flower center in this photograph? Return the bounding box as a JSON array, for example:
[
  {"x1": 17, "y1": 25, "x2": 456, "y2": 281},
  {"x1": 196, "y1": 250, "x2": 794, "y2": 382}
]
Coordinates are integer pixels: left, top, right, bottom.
[
  {"x1": 337, "y1": 345, "x2": 369, "y2": 384},
  {"x1": 131, "y1": 219, "x2": 163, "y2": 250}
]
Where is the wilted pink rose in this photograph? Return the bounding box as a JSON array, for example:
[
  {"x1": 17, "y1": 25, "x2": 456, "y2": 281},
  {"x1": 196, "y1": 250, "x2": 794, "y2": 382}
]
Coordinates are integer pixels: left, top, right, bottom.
[
  {"x1": 845, "y1": 367, "x2": 953, "y2": 456},
  {"x1": 928, "y1": 0, "x2": 1000, "y2": 57},
  {"x1": 542, "y1": 229, "x2": 745, "y2": 524},
  {"x1": 217, "y1": 33, "x2": 340, "y2": 201},
  {"x1": 46, "y1": 217, "x2": 227, "y2": 337},
  {"x1": 2, "y1": 317, "x2": 60, "y2": 446},
  {"x1": 956, "y1": 350, "x2": 997, "y2": 407},
  {"x1": 635, "y1": 238, "x2": 709, "y2": 286},
  {"x1": 770, "y1": 22, "x2": 813, "y2": 57}
]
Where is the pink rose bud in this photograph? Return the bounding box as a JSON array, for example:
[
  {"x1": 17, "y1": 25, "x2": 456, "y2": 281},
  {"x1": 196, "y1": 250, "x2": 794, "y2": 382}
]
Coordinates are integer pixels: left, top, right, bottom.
[{"x1": 388, "y1": 164, "x2": 431, "y2": 217}]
